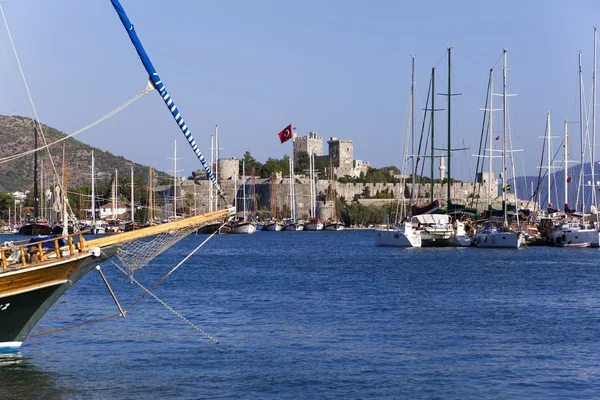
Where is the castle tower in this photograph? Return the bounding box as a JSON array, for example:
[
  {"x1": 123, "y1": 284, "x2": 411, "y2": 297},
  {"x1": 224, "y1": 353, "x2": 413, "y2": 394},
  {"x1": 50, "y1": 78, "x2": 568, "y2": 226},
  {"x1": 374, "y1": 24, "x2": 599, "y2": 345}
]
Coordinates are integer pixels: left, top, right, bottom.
[
  {"x1": 294, "y1": 132, "x2": 323, "y2": 158},
  {"x1": 327, "y1": 137, "x2": 354, "y2": 177}
]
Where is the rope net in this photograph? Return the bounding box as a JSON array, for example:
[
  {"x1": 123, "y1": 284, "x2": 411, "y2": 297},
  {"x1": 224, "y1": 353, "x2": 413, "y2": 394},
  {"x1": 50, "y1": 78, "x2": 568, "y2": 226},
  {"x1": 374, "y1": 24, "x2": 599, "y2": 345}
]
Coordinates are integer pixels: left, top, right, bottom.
[{"x1": 115, "y1": 220, "x2": 223, "y2": 274}]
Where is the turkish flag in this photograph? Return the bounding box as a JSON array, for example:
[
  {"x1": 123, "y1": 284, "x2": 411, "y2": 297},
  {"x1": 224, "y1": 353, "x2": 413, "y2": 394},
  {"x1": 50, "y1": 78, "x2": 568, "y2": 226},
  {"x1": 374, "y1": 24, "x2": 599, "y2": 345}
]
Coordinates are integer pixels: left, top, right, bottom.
[
  {"x1": 278, "y1": 124, "x2": 293, "y2": 143},
  {"x1": 495, "y1": 135, "x2": 500, "y2": 140}
]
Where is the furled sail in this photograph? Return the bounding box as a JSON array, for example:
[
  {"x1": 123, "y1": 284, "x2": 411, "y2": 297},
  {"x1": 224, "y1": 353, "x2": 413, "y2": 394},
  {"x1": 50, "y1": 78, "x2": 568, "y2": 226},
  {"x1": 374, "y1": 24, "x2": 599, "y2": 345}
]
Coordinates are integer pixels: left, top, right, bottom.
[{"x1": 110, "y1": 0, "x2": 226, "y2": 202}]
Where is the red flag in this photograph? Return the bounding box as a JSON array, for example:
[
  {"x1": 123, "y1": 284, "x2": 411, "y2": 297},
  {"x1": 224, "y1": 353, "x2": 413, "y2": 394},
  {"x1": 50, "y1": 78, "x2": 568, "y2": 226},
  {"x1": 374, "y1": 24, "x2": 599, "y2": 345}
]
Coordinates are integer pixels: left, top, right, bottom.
[
  {"x1": 278, "y1": 124, "x2": 293, "y2": 144},
  {"x1": 495, "y1": 135, "x2": 500, "y2": 140}
]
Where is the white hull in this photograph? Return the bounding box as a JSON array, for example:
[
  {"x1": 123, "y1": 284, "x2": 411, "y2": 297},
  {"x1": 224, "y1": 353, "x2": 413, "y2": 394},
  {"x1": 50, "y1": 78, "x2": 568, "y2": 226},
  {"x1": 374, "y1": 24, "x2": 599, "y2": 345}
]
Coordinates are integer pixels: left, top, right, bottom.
[
  {"x1": 374, "y1": 225, "x2": 421, "y2": 247},
  {"x1": 473, "y1": 231, "x2": 524, "y2": 248},
  {"x1": 304, "y1": 221, "x2": 324, "y2": 231},
  {"x1": 549, "y1": 226, "x2": 600, "y2": 247},
  {"x1": 264, "y1": 222, "x2": 283, "y2": 231},
  {"x1": 412, "y1": 214, "x2": 470, "y2": 247},
  {"x1": 231, "y1": 222, "x2": 256, "y2": 234}
]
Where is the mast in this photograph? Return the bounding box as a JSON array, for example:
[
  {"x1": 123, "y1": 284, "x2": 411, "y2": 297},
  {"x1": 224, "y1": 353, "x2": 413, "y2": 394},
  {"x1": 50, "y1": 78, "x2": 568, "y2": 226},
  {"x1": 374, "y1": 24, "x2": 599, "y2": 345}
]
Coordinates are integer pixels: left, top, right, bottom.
[
  {"x1": 33, "y1": 124, "x2": 38, "y2": 235},
  {"x1": 172, "y1": 139, "x2": 177, "y2": 218},
  {"x1": 209, "y1": 135, "x2": 214, "y2": 213},
  {"x1": 251, "y1": 168, "x2": 256, "y2": 219},
  {"x1": 242, "y1": 160, "x2": 246, "y2": 221},
  {"x1": 110, "y1": 0, "x2": 225, "y2": 202},
  {"x1": 565, "y1": 120, "x2": 569, "y2": 208},
  {"x1": 593, "y1": 27, "x2": 598, "y2": 207},
  {"x1": 488, "y1": 68, "x2": 494, "y2": 210},
  {"x1": 291, "y1": 128, "x2": 296, "y2": 219},
  {"x1": 410, "y1": 55, "x2": 416, "y2": 208},
  {"x1": 271, "y1": 172, "x2": 277, "y2": 219},
  {"x1": 308, "y1": 145, "x2": 314, "y2": 217},
  {"x1": 430, "y1": 67, "x2": 435, "y2": 203},
  {"x1": 447, "y1": 48, "x2": 451, "y2": 205},
  {"x1": 502, "y1": 49, "x2": 508, "y2": 226},
  {"x1": 114, "y1": 169, "x2": 118, "y2": 220},
  {"x1": 91, "y1": 151, "x2": 96, "y2": 226},
  {"x1": 215, "y1": 125, "x2": 219, "y2": 211},
  {"x1": 578, "y1": 51, "x2": 585, "y2": 212},
  {"x1": 62, "y1": 143, "x2": 68, "y2": 236},
  {"x1": 546, "y1": 112, "x2": 552, "y2": 209},
  {"x1": 131, "y1": 164, "x2": 134, "y2": 223}
]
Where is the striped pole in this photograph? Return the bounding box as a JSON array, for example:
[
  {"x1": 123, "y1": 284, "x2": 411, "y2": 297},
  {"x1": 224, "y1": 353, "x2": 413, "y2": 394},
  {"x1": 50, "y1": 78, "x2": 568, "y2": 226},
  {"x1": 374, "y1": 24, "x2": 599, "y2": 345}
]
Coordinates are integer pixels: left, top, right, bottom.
[{"x1": 110, "y1": 0, "x2": 226, "y2": 203}]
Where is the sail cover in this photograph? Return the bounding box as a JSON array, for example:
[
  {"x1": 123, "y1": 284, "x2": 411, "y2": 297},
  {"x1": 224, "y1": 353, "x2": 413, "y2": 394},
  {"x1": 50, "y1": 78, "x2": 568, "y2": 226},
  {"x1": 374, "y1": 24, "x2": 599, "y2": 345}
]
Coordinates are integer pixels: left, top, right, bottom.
[{"x1": 110, "y1": 0, "x2": 225, "y2": 201}]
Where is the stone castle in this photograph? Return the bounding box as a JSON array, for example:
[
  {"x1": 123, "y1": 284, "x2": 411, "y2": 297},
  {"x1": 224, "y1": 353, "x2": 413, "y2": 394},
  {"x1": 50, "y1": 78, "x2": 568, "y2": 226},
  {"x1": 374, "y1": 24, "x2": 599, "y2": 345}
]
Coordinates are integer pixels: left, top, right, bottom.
[{"x1": 179, "y1": 132, "x2": 534, "y2": 219}]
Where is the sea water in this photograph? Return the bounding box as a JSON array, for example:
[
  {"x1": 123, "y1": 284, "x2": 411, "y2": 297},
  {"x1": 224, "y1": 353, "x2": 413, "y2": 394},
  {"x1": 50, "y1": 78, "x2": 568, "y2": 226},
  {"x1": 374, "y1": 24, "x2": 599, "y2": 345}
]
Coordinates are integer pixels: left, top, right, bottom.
[{"x1": 1, "y1": 231, "x2": 600, "y2": 399}]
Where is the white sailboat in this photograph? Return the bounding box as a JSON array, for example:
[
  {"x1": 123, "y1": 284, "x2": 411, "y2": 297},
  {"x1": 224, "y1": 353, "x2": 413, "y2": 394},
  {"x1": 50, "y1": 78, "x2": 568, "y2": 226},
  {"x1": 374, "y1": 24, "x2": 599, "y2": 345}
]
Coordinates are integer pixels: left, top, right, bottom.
[
  {"x1": 305, "y1": 149, "x2": 323, "y2": 231},
  {"x1": 473, "y1": 49, "x2": 525, "y2": 249},
  {"x1": 283, "y1": 146, "x2": 304, "y2": 231},
  {"x1": 375, "y1": 55, "x2": 420, "y2": 247}
]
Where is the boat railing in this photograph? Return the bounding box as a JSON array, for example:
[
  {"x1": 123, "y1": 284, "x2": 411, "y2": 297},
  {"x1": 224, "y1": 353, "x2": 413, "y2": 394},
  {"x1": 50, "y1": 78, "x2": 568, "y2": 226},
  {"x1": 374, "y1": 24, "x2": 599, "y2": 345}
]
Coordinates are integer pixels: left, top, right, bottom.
[{"x1": 0, "y1": 232, "x2": 87, "y2": 271}]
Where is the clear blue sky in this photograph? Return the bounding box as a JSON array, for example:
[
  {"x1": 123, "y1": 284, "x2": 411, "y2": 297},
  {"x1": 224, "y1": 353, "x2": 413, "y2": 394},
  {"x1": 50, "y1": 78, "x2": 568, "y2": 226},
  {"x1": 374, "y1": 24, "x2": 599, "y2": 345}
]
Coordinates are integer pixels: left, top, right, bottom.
[{"x1": 1, "y1": 0, "x2": 599, "y2": 181}]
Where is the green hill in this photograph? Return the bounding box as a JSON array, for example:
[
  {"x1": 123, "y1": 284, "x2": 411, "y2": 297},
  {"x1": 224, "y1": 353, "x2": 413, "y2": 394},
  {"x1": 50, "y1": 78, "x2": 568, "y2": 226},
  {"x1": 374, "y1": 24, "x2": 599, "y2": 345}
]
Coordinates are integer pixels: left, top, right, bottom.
[{"x1": 0, "y1": 115, "x2": 168, "y2": 192}]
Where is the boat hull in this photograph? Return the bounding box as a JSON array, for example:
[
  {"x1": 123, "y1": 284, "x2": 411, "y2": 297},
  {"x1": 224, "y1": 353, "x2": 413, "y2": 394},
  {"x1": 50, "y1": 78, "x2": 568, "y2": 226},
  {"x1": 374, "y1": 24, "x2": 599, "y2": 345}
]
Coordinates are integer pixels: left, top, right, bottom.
[
  {"x1": 0, "y1": 246, "x2": 117, "y2": 352},
  {"x1": 374, "y1": 228, "x2": 421, "y2": 247},
  {"x1": 473, "y1": 231, "x2": 524, "y2": 248},
  {"x1": 323, "y1": 223, "x2": 344, "y2": 231},
  {"x1": 264, "y1": 222, "x2": 283, "y2": 231},
  {"x1": 304, "y1": 221, "x2": 323, "y2": 231},
  {"x1": 18, "y1": 224, "x2": 53, "y2": 236},
  {"x1": 283, "y1": 223, "x2": 304, "y2": 231},
  {"x1": 231, "y1": 222, "x2": 256, "y2": 234},
  {"x1": 549, "y1": 228, "x2": 600, "y2": 247}
]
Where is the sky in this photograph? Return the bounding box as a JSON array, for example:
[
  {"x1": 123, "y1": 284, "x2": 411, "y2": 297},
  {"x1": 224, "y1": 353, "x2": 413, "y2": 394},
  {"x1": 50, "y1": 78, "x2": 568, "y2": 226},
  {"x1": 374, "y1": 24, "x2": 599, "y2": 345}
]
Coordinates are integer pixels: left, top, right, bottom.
[{"x1": 1, "y1": 0, "x2": 599, "y2": 181}]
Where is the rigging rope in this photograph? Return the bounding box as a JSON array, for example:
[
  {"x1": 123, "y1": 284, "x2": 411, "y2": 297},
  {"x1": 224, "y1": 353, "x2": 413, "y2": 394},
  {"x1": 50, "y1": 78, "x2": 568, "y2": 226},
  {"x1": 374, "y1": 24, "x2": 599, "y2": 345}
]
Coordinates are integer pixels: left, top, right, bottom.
[
  {"x1": 0, "y1": 85, "x2": 152, "y2": 165},
  {"x1": 29, "y1": 221, "x2": 226, "y2": 343}
]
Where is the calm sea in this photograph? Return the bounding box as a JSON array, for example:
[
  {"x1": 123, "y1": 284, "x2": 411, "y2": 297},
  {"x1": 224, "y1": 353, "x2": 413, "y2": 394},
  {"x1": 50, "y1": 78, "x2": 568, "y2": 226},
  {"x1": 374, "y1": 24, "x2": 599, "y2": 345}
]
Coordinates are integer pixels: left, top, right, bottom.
[{"x1": 1, "y1": 230, "x2": 599, "y2": 399}]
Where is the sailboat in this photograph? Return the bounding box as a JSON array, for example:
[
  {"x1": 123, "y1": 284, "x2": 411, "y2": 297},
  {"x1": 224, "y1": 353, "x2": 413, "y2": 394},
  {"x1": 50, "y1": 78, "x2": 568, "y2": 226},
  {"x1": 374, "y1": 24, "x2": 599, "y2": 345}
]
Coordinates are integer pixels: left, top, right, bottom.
[
  {"x1": 414, "y1": 48, "x2": 470, "y2": 247},
  {"x1": 230, "y1": 161, "x2": 256, "y2": 234},
  {"x1": 264, "y1": 172, "x2": 283, "y2": 231},
  {"x1": 305, "y1": 149, "x2": 323, "y2": 231},
  {"x1": 283, "y1": 139, "x2": 305, "y2": 231},
  {"x1": 0, "y1": 0, "x2": 235, "y2": 353},
  {"x1": 323, "y1": 152, "x2": 344, "y2": 231},
  {"x1": 86, "y1": 151, "x2": 106, "y2": 235},
  {"x1": 549, "y1": 49, "x2": 600, "y2": 247},
  {"x1": 375, "y1": 55, "x2": 421, "y2": 247},
  {"x1": 473, "y1": 49, "x2": 525, "y2": 248},
  {"x1": 19, "y1": 124, "x2": 53, "y2": 236}
]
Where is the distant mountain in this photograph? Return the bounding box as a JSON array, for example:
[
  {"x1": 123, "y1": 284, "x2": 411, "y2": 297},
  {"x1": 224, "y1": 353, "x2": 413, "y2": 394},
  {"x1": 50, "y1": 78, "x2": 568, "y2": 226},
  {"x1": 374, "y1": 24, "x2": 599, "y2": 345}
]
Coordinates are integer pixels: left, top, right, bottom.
[
  {"x1": 0, "y1": 115, "x2": 168, "y2": 192},
  {"x1": 512, "y1": 161, "x2": 600, "y2": 211}
]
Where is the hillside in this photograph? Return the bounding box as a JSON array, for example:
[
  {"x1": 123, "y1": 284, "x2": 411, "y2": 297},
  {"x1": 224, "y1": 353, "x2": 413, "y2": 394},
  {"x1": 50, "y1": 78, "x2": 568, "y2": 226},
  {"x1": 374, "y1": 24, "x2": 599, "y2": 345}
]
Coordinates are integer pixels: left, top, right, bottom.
[{"x1": 0, "y1": 115, "x2": 168, "y2": 192}]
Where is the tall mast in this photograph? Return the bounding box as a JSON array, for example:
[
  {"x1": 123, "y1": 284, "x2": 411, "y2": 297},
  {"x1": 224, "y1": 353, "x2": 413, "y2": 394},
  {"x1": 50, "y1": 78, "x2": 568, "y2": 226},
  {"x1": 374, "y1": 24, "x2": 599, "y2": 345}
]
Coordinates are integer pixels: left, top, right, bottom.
[
  {"x1": 593, "y1": 26, "x2": 598, "y2": 207},
  {"x1": 209, "y1": 135, "x2": 214, "y2": 213},
  {"x1": 149, "y1": 167, "x2": 154, "y2": 222},
  {"x1": 242, "y1": 160, "x2": 247, "y2": 220},
  {"x1": 131, "y1": 164, "x2": 134, "y2": 223},
  {"x1": 172, "y1": 139, "x2": 177, "y2": 218},
  {"x1": 578, "y1": 51, "x2": 585, "y2": 212},
  {"x1": 110, "y1": 0, "x2": 224, "y2": 202},
  {"x1": 291, "y1": 128, "x2": 296, "y2": 219},
  {"x1": 215, "y1": 125, "x2": 219, "y2": 211},
  {"x1": 488, "y1": 68, "x2": 494, "y2": 209},
  {"x1": 447, "y1": 47, "x2": 452, "y2": 205},
  {"x1": 565, "y1": 120, "x2": 569, "y2": 208},
  {"x1": 33, "y1": 124, "x2": 38, "y2": 235},
  {"x1": 410, "y1": 55, "x2": 416, "y2": 207},
  {"x1": 271, "y1": 172, "x2": 277, "y2": 219},
  {"x1": 502, "y1": 49, "x2": 508, "y2": 226},
  {"x1": 546, "y1": 112, "x2": 552, "y2": 208},
  {"x1": 91, "y1": 151, "x2": 96, "y2": 226},
  {"x1": 114, "y1": 168, "x2": 118, "y2": 220},
  {"x1": 62, "y1": 143, "x2": 68, "y2": 236},
  {"x1": 430, "y1": 67, "x2": 435, "y2": 203}
]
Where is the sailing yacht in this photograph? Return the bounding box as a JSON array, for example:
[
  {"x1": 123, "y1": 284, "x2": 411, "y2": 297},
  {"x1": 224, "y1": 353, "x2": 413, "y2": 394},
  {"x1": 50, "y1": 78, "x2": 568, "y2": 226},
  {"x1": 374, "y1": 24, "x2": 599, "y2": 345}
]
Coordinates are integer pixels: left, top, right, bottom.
[
  {"x1": 473, "y1": 50, "x2": 524, "y2": 248},
  {"x1": 375, "y1": 55, "x2": 421, "y2": 247},
  {"x1": 231, "y1": 161, "x2": 256, "y2": 234},
  {"x1": 0, "y1": 0, "x2": 236, "y2": 352},
  {"x1": 304, "y1": 151, "x2": 323, "y2": 231},
  {"x1": 86, "y1": 151, "x2": 106, "y2": 235}
]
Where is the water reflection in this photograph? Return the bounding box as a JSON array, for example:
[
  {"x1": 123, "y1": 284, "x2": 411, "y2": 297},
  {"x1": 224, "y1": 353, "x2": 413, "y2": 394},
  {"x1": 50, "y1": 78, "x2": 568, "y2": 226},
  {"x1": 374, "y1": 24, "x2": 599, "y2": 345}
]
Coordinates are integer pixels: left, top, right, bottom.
[{"x1": 0, "y1": 354, "x2": 65, "y2": 399}]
